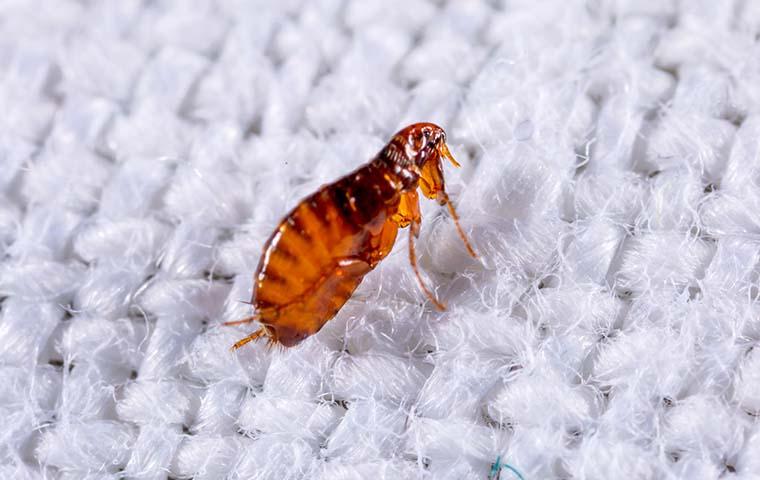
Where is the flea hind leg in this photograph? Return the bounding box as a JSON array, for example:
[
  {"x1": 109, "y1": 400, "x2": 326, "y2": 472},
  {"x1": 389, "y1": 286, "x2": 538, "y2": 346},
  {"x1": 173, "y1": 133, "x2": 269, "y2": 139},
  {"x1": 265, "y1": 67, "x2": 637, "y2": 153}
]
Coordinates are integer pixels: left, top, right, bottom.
[
  {"x1": 395, "y1": 190, "x2": 446, "y2": 311},
  {"x1": 230, "y1": 327, "x2": 269, "y2": 350},
  {"x1": 408, "y1": 230, "x2": 446, "y2": 311}
]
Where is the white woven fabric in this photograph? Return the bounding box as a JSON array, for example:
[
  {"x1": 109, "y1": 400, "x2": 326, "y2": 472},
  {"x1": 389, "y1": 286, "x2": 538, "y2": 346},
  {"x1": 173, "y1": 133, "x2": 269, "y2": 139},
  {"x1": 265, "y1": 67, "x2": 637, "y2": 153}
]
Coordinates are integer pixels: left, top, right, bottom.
[{"x1": 2, "y1": 0, "x2": 760, "y2": 478}]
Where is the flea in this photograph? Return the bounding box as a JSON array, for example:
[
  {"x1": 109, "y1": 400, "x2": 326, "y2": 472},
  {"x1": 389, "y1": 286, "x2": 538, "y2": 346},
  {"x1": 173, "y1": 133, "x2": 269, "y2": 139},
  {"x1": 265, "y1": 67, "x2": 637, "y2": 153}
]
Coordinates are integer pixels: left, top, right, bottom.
[{"x1": 227, "y1": 123, "x2": 476, "y2": 348}]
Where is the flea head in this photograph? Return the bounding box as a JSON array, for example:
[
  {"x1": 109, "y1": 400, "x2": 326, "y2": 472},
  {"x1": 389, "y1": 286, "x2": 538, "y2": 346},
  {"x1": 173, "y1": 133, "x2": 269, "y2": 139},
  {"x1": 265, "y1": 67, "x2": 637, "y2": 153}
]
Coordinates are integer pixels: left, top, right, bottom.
[
  {"x1": 393, "y1": 122, "x2": 457, "y2": 168},
  {"x1": 388, "y1": 122, "x2": 461, "y2": 203}
]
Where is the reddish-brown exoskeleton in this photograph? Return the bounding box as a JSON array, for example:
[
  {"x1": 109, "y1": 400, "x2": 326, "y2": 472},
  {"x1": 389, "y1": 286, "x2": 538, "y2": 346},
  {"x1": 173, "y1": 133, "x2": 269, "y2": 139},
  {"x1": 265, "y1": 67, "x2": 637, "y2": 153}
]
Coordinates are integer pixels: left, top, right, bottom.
[{"x1": 226, "y1": 123, "x2": 477, "y2": 348}]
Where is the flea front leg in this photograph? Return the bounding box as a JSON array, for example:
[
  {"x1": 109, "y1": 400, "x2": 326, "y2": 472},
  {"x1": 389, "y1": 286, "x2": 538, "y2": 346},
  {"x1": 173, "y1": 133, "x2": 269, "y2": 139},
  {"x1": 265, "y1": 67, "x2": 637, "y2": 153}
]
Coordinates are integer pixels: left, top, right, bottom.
[{"x1": 419, "y1": 149, "x2": 478, "y2": 259}]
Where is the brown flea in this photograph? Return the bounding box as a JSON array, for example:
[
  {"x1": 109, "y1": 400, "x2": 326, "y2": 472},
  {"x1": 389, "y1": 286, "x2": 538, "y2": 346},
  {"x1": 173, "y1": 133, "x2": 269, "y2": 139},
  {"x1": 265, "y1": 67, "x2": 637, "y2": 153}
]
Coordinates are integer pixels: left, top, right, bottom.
[{"x1": 226, "y1": 123, "x2": 477, "y2": 349}]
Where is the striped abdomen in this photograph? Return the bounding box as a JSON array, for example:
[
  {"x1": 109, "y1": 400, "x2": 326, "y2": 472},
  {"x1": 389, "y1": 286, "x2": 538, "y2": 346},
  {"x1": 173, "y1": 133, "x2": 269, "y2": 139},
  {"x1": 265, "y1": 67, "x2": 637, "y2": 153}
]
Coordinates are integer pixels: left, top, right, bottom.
[{"x1": 252, "y1": 160, "x2": 403, "y2": 345}]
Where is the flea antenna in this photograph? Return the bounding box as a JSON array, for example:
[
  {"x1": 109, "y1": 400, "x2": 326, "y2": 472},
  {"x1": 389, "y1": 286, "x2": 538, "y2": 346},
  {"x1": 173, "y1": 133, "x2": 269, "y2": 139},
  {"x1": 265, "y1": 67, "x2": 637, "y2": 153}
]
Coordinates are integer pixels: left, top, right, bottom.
[
  {"x1": 439, "y1": 142, "x2": 461, "y2": 168},
  {"x1": 408, "y1": 231, "x2": 446, "y2": 311},
  {"x1": 441, "y1": 192, "x2": 478, "y2": 258},
  {"x1": 230, "y1": 328, "x2": 268, "y2": 350}
]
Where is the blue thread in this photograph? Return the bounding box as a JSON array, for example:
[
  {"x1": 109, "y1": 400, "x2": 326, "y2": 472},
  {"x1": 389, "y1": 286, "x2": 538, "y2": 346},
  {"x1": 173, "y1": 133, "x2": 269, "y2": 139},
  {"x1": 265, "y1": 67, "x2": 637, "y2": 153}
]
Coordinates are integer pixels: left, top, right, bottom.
[{"x1": 489, "y1": 456, "x2": 525, "y2": 480}]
